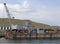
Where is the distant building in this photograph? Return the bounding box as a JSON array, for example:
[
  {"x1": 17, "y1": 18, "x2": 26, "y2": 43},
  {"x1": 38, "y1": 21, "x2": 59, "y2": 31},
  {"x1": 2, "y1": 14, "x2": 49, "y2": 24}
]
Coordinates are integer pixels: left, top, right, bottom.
[
  {"x1": 25, "y1": 20, "x2": 36, "y2": 30},
  {"x1": 25, "y1": 20, "x2": 32, "y2": 27},
  {"x1": 37, "y1": 28, "x2": 45, "y2": 34}
]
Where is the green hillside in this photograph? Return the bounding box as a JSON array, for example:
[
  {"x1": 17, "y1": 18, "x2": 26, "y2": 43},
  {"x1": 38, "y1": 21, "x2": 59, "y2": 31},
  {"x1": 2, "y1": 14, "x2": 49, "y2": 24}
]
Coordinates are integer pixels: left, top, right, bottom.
[{"x1": 0, "y1": 18, "x2": 58, "y2": 29}]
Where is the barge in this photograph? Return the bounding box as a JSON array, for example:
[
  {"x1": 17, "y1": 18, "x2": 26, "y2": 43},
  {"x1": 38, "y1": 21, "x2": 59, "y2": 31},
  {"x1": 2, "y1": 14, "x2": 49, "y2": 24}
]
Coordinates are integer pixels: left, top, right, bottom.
[{"x1": 4, "y1": 28, "x2": 60, "y2": 39}]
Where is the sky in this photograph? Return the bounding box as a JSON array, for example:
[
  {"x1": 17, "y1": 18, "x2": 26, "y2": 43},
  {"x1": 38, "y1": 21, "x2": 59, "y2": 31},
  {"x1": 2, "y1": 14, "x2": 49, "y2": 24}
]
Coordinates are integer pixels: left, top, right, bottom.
[{"x1": 0, "y1": 0, "x2": 60, "y2": 26}]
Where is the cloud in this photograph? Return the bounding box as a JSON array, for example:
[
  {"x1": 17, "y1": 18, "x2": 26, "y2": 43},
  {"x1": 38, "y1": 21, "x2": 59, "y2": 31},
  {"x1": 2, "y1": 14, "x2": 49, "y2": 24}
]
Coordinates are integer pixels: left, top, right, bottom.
[
  {"x1": 0, "y1": 0, "x2": 30, "y2": 18},
  {"x1": 0, "y1": 0, "x2": 60, "y2": 26},
  {"x1": 23, "y1": 0, "x2": 29, "y2": 8}
]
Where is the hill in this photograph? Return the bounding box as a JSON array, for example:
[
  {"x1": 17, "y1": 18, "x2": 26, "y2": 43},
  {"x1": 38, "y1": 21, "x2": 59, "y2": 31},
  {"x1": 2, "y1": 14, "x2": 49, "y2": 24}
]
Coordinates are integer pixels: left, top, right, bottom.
[{"x1": 0, "y1": 18, "x2": 59, "y2": 29}]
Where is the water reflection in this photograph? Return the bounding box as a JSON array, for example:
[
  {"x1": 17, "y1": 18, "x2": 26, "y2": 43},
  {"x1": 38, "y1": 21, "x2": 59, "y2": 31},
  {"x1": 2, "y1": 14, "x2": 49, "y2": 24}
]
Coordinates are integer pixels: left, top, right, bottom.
[{"x1": 0, "y1": 38, "x2": 60, "y2": 44}]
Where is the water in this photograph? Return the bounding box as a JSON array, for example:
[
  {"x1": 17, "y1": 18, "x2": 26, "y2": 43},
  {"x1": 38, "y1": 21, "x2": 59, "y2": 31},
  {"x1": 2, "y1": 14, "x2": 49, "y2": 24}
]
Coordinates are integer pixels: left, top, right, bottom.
[{"x1": 0, "y1": 38, "x2": 60, "y2": 44}]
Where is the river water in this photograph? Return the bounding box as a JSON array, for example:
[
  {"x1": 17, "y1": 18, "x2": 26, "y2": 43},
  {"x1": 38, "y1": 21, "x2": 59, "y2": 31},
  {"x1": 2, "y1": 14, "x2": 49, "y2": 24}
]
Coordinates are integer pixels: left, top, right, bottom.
[{"x1": 0, "y1": 38, "x2": 60, "y2": 44}]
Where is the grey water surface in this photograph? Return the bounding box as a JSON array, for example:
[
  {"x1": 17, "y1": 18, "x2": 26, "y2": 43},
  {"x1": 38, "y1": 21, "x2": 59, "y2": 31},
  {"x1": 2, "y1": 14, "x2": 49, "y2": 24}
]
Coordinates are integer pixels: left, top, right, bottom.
[{"x1": 0, "y1": 38, "x2": 60, "y2": 44}]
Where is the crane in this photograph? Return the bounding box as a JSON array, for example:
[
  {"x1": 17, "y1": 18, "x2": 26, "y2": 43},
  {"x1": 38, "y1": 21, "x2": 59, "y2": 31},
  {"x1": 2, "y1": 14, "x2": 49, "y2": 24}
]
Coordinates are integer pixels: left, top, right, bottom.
[
  {"x1": 4, "y1": 3, "x2": 12, "y2": 30},
  {"x1": 4, "y1": 3, "x2": 23, "y2": 30}
]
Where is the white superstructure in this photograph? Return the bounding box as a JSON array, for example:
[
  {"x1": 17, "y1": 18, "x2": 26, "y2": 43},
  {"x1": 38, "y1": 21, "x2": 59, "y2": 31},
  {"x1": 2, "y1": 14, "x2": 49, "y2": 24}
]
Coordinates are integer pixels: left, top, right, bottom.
[{"x1": 11, "y1": 24, "x2": 23, "y2": 30}]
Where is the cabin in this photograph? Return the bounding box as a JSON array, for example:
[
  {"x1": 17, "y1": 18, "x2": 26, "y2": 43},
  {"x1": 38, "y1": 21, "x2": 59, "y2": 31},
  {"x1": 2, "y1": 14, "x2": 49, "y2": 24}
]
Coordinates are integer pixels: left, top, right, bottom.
[
  {"x1": 11, "y1": 24, "x2": 24, "y2": 30},
  {"x1": 37, "y1": 28, "x2": 45, "y2": 34}
]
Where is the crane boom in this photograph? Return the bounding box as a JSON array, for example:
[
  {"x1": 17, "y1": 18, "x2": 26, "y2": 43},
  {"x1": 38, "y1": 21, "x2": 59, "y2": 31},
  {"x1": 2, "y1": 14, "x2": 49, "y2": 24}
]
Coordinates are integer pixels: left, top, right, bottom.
[{"x1": 4, "y1": 3, "x2": 12, "y2": 29}]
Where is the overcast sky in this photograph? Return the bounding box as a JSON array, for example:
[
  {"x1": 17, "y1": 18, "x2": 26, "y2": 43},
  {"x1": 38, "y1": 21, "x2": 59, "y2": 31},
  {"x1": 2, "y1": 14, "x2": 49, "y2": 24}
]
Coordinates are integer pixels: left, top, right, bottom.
[{"x1": 0, "y1": 0, "x2": 60, "y2": 26}]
